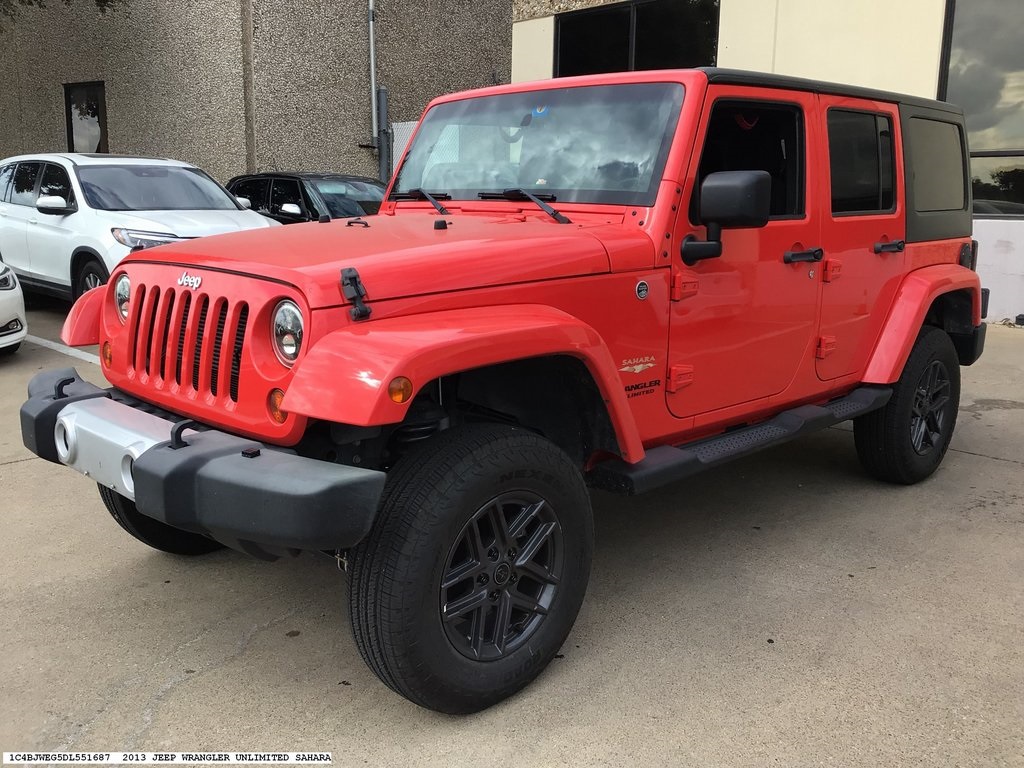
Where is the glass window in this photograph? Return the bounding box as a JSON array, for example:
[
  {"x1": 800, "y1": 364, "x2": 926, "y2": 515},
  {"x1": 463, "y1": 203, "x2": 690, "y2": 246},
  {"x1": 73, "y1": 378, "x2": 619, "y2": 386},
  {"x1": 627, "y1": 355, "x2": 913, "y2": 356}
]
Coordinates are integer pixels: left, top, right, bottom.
[
  {"x1": 77, "y1": 165, "x2": 238, "y2": 211},
  {"x1": 64, "y1": 82, "x2": 108, "y2": 153},
  {"x1": 694, "y1": 101, "x2": 804, "y2": 219},
  {"x1": 827, "y1": 110, "x2": 895, "y2": 214},
  {"x1": 394, "y1": 83, "x2": 685, "y2": 207},
  {"x1": 230, "y1": 177, "x2": 270, "y2": 213},
  {"x1": 0, "y1": 164, "x2": 14, "y2": 203},
  {"x1": 311, "y1": 178, "x2": 385, "y2": 217},
  {"x1": 556, "y1": 0, "x2": 719, "y2": 77},
  {"x1": 907, "y1": 118, "x2": 966, "y2": 212},
  {"x1": 10, "y1": 163, "x2": 42, "y2": 206},
  {"x1": 945, "y1": 0, "x2": 1024, "y2": 215},
  {"x1": 270, "y1": 179, "x2": 304, "y2": 214},
  {"x1": 39, "y1": 164, "x2": 75, "y2": 205}
]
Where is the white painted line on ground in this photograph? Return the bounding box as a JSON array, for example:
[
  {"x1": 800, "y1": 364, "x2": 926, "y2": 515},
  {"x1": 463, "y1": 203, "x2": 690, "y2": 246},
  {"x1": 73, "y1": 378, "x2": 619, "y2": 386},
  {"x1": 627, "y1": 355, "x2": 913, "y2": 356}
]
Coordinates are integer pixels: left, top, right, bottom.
[{"x1": 25, "y1": 334, "x2": 101, "y2": 366}]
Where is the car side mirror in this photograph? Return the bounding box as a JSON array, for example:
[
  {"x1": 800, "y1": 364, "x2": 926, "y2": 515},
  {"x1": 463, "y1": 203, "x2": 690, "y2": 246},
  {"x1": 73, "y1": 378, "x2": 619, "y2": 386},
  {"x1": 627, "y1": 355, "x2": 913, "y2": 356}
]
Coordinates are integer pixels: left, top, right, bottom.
[
  {"x1": 36, "y1": 195, "x2": 75, "y2": 215},
  {"x1": 280, "y1": 203, "x2": 303, "y2": 217},
  {"x1": 235, "y1": 196, "x2": 252, "y2": 209},
  {"x1": 682, "y1": 170, "x2": 771, "y2": 266}
]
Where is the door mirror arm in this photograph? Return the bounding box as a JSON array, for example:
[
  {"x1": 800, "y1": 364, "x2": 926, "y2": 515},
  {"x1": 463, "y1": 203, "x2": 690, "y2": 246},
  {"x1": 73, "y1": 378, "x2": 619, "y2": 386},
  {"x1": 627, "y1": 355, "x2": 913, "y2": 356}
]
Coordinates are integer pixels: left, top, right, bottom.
[{"x1": 681, "y1": 224, "x2": 723, "y2": 266}]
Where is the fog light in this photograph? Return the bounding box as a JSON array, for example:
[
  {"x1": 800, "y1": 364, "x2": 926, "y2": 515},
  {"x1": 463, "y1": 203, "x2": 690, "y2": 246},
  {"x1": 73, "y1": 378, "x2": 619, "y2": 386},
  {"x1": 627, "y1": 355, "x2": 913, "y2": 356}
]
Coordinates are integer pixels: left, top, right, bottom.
[
  {"x1": 268, "y1": 388, "x2": 287, "y2": 423},
  {"x1": 388, "y1": 376, "x2": 413, "y2": 403},
  {"x1": 102, "y1": 341, "x2": 112, "y2": 367}
]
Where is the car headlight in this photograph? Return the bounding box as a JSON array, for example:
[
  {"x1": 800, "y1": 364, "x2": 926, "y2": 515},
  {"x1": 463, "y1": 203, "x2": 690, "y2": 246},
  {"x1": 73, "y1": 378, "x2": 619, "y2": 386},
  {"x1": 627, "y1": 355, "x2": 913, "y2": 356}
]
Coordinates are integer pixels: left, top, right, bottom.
[
  {"x1": 111, "y1": 228, "x2": 181, "y2": 250},
  {"x1": 114, "y1": 274, "x2": 131, "y2": 322},
  {"x1": 272, "y1": 300, "x2": 304, "y2": 365},
  {"x1": 0, "y1": 264, "x2": 16, "y2": 291}
]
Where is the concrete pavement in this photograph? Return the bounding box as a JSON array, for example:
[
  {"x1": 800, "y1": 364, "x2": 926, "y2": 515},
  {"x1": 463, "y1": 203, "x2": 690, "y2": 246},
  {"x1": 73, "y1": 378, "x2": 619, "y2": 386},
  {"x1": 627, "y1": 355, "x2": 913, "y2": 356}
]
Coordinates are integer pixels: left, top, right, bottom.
[{"x1": 1, "y1": 304, "x2": 1022, "y2": 767}]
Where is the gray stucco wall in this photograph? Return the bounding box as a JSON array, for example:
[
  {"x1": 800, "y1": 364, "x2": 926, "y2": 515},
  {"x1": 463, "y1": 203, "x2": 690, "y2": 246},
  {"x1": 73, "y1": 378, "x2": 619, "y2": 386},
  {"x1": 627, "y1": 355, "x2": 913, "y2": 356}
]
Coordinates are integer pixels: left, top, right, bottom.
[
  {"x1": 0, "y1": 1, "x2": 512, "y2": 183},
  {"x1": 0, "y1": 1, "x2": 249, "y2": 182},
  {"x1": 513, "y1": 0, "x2": 612, "y2": 22}
]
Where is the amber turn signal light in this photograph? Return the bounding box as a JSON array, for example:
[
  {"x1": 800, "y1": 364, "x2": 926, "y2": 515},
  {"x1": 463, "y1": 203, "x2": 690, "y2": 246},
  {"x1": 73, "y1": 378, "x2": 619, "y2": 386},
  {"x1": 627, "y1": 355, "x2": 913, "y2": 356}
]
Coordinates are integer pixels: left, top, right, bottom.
[
  {"x1": 102, "y1": 341, "x2": 112, "y2": 367},
  {"x1": 388, "y1": 377, "x2": 413, "y2": 403},
  {"x1": 268, "y1": 388, "x2": 287, "y2": 423}
]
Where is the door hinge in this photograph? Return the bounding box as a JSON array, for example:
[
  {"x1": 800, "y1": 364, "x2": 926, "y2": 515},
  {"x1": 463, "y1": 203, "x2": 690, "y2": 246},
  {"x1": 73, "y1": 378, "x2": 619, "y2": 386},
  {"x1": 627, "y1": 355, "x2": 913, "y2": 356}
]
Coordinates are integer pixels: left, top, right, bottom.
[
  {"x1": 667, "y1": 364, "x2": 694, "y2": 393},
  {"x1": 816, "y1": 335, "x2": 837, "y2": 359},
  {"x1": 671, "y1": 274, "x2": 699, "y2": 301},
  {"x1": 823, "y1": 259, "x2": 843, "y2": 282}
]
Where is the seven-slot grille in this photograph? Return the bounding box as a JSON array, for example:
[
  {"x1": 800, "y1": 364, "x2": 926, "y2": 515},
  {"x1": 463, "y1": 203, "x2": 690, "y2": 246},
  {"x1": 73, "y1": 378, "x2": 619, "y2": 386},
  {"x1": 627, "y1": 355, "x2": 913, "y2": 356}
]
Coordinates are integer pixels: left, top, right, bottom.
[{"x1": 128, "y1": 283, "x2": 249, "y2": 402}]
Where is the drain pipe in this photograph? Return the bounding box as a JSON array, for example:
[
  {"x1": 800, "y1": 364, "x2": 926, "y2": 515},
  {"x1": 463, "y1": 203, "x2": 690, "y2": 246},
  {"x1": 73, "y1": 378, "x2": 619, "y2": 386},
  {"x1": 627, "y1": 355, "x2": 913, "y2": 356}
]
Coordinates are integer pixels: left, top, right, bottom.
[{"x1": 368, "y1": 0, "x2": 379, "y2": 150}]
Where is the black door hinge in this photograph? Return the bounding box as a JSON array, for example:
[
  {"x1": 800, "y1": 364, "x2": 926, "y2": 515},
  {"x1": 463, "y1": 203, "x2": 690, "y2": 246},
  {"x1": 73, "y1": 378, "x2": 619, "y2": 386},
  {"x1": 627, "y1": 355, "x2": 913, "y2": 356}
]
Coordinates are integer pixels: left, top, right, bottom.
[{"x1": 341, "y1": 267, "x2": 372, "y2": 321}]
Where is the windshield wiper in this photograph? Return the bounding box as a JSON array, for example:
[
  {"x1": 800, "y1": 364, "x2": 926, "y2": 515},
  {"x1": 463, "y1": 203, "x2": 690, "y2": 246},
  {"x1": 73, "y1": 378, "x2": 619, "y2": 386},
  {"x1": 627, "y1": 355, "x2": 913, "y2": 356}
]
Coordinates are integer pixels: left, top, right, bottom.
[
  {"x1": 391, "y1": 188, "x2": 450, "y2": 215},
  {"x1": 477, "y1": 188, "x2": 571, "y2": 224}
]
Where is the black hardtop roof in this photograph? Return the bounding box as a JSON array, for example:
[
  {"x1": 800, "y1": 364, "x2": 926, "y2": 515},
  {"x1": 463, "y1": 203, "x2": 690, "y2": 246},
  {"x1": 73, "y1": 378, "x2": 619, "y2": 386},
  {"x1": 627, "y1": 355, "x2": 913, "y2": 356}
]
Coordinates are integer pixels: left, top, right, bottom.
[{"x1": 699, "y1": 68, "x2": 963, "y2": 116}]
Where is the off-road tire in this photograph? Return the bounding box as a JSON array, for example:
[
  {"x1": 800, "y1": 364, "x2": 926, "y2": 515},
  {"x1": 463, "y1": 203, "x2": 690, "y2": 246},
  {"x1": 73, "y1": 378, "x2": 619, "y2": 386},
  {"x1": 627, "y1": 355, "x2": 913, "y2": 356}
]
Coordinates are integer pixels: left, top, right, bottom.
[
  {"x1": 347, "y1": 424, "x2": 593, "y2": 714},
  {"x1": 74, "y1": 259, "x2": 108, "y2": 299},
  {"x1": 854, "y1": 325, "x2": 961, "y2": 484},
  {"x1": 98, "y1": 484, "x2": 224, "y2": 555}
]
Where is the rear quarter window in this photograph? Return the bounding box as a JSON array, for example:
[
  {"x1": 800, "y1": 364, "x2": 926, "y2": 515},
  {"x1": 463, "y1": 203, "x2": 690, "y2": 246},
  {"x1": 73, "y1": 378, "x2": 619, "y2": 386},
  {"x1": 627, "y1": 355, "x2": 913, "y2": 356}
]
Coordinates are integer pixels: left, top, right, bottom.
[{"x1": 907, "y1": 117, "x2": 967, "y2": 212}]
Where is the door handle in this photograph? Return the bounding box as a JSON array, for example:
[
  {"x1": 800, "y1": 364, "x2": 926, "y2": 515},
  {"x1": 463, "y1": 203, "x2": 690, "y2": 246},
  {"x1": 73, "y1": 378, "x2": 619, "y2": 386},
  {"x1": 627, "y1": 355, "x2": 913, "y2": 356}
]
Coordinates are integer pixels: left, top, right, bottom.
[
  {"x1": 29, "y1": 219, "x2": 38, "y2": 225},
  {"x1": 873, "y1": 240, "x2": 905, "y2": 254},
  {"x1": 783, "y1": 247, "x2": 823, "y2": 264}
]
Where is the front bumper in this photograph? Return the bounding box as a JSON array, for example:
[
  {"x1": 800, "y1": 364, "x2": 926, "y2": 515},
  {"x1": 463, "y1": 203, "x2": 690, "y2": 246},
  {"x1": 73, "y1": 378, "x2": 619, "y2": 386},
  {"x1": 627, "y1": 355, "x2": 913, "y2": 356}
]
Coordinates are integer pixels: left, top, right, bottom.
[{"x1": 21, "y1": 368, "x2": 386, "y2": 556}]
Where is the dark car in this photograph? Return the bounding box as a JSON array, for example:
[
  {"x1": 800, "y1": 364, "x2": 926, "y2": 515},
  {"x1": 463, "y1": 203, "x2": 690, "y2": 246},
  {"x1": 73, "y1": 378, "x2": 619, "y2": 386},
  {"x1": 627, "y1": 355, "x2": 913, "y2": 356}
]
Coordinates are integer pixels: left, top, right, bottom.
[{"x1": 226, "y1": 172, "x2": 385, "y2": 224}]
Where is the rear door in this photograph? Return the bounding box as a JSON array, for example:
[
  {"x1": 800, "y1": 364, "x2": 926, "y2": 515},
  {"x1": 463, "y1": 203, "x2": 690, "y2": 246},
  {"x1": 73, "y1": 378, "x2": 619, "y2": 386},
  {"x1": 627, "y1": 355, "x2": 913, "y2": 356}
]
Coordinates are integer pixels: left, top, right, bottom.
[
  {"x1": 816, "y1": 97, "x2": 905, "y2": 380},
  {"x1": 0, "y1": 162, "x2": 42, "y2": 278},
  {"x1": 667, "y1": 87, "x2": 823, "y2": 421}
]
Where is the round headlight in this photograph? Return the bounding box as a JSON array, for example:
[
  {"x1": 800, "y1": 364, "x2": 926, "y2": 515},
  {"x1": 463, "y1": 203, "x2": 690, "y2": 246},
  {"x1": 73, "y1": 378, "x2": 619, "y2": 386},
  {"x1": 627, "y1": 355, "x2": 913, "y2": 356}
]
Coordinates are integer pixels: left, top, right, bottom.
[
  {"x1": 272, "y1": 300, "x2": 304, "y2": 364},
  {"x1": 114, "y1": 274, "x2": 131, "y2": 322}
]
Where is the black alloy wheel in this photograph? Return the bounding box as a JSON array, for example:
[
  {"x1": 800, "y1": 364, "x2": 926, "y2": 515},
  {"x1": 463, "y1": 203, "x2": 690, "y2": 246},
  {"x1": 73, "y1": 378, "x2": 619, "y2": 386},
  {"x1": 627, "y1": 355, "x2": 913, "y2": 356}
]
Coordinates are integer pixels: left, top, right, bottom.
[
  {"x1": 440, "y1": 492, "x2": 563, "y2": 661},
  {"x1": 910, "y1": 359, "x2": 952, "y2": 455}
]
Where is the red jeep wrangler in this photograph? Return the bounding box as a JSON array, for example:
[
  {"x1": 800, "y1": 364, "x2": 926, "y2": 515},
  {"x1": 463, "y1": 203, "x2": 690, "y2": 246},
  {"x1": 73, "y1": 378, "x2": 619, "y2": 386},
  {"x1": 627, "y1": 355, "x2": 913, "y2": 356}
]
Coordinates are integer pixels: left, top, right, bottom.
[{"x1": 21, "y1": 69, "x2": 987, "y2": 713}]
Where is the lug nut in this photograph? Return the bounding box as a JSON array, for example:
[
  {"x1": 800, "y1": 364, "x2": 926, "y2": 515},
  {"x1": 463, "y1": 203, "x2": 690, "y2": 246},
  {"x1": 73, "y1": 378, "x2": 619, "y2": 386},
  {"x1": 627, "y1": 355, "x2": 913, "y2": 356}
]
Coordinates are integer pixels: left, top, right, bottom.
[
  {"x1": 477, "y1": 573, "x2": 489, "y2": 585},
  {"x1": 509, "y1": 574, "x2": 518, "y2": 584},
  {"x1": 489, "y1": 591, "x2": 499, "y2": 601},
  {"x1": 507, "y1": 548, "x2": 517, "y2": 559},
  {"x1": 488, "y1": 547, "x2": 499, "y2": 560}
]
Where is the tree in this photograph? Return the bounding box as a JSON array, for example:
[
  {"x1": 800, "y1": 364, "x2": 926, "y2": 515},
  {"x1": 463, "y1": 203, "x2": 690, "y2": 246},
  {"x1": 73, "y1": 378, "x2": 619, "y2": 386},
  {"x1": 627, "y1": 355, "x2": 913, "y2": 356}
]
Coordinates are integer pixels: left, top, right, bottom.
[{"x1": 0, "y1": 0, "x2": 120, "y2": 27}]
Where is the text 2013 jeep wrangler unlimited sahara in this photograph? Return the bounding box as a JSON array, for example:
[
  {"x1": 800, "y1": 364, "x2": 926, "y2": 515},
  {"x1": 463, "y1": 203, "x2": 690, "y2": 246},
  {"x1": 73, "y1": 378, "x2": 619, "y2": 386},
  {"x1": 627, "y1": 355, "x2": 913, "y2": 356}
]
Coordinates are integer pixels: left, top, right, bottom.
[{"x1": 21, "y1": 69, "x2": 987, "y2": 713}]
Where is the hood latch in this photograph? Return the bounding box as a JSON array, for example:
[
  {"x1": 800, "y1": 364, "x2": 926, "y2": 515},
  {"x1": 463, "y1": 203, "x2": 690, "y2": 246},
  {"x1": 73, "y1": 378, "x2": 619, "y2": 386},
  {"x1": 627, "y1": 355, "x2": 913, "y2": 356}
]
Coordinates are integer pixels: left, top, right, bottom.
[{"x1": 341, "y1": 267, "x2": 372, "y2": 321}]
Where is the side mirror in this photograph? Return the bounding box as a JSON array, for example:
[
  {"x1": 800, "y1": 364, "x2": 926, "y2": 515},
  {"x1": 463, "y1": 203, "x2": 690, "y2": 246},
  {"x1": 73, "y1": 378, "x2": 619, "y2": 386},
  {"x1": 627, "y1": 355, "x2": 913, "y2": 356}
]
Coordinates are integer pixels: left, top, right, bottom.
[
  {"x1": 682, "y1": 170, "x2": 771, "y2": 266},
  {"x1": 280, "y1": 203, "x2": 303, "y2": 217},
  {"x1": 235, "y1": 196, "x2": 252, "y2": 209},
  {"x1": 36, "y1": 195, "x2": 75, "y2": 215}
]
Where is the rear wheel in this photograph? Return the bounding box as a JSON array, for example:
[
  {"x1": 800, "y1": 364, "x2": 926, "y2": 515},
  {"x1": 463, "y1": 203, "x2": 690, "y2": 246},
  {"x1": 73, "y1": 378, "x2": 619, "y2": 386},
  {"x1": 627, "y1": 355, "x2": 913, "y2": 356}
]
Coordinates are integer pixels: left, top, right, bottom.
[
  {"x1": 98, "y1": 485, "x2": 224, "y2": 555},
  {"x1": 347, "y1": 424, "x2": 593, "y2": 713},
  {"x1": 74, "y1": 259, "x2": 108, "y2": 299},
  {"x1": 854, "y1": 325, "x2": 961, "y2": 484}
]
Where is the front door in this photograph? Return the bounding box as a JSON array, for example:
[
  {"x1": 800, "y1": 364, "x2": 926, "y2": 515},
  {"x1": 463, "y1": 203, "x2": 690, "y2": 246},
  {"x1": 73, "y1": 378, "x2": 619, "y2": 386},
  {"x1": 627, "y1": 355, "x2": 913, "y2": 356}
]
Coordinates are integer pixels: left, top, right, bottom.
[
  {"x1": 28, "y1": 163, "x2": 81, "y2": 290},
  {"x1": 667, "y1": 89, "x2": 822, "y2": 421},
  {"x1": 0, "y1": 162, "x2": 42, "y2": 278}
]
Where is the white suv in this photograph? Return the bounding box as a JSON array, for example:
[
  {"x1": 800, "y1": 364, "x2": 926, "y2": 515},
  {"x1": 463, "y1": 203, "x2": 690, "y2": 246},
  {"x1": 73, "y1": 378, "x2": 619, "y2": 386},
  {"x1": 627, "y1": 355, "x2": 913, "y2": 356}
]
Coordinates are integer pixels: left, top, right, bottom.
[{"x1": 0, "y1": 154, "x2": 279, "y2": 299}]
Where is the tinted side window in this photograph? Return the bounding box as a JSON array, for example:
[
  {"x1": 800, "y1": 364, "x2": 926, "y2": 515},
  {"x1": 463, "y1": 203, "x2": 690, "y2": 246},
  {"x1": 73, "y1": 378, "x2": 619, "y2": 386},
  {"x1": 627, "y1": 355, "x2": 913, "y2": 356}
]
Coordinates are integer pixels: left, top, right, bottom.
[
  {"x1": 230, "y1": 178, "x2": 270, "y2": 212},
  {"x1": 270, "y1": 179, "x2": 303, "y2": 213},
  {"x1": 828, "y1": 110, "x2": 895, "y2": 214},
  {"x1": 39, "y1": 164, "x2": 75, "y2": 204},
  {"x1": 10, "y1": 162, "x2": 42, "y2": 206},
  {"x1": 907, "y1": 118, "x2": 966, "y2": 212},
  {"x1": 694, "y1": 100, "x2": 804, "y2": 219},
  {"x1": 0, "y1": 164, "x2": 13, "y2": 203}
]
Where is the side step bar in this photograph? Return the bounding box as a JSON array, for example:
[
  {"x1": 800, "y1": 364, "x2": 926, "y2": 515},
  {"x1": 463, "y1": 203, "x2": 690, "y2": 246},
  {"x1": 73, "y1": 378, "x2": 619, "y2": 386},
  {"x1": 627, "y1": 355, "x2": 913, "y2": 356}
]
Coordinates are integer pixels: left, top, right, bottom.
[{"x1": 588, "y1": 386, "x2": 892, "y2": 495}]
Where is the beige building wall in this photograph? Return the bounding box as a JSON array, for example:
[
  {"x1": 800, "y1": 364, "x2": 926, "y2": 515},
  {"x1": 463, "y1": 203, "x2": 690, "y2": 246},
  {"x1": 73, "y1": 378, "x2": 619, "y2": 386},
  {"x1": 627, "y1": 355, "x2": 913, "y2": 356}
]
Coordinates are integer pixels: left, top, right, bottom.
[{"x1": 512, "y1": 0, "x2": 947, "y2": 98}]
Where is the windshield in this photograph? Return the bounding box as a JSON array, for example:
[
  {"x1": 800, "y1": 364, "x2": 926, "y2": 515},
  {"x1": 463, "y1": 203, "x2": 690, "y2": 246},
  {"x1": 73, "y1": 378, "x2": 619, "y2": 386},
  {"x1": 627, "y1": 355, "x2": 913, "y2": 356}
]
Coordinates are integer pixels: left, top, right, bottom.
[
  {"x1": 311, "y1": 178, "x2": 385, "y2": 217},
  {"x1": 77, "y1": 165, "x2": 239, "y2": 211},
  {"x1": 393, "y1": 82, "x2": 684, "y2": 207}
]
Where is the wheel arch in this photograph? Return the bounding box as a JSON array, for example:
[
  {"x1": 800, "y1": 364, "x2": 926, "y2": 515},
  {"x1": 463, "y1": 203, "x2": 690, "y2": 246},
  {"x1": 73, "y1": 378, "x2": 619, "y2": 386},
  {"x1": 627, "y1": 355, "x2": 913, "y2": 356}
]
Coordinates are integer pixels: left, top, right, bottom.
[
  {"x1": 862, "y1": 265, "x2": 982, "y2": 384},
  {"x1": 282, "y1": 305, "x2": 644, "y2": 463},
  {"x1": 71, "y1": 246, "x2": 109, "y2": 295}
]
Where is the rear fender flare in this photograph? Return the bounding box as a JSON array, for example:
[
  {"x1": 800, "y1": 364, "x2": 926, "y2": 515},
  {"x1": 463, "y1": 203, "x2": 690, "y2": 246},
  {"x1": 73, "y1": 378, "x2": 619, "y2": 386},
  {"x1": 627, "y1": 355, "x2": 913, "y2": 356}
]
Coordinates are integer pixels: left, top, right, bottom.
[
  {"x1": 282, "y1": 304, "x2": 645, "y2": 463},
  {"x1": 862, "y1": 264, "x2": 982, "y2": 384}
]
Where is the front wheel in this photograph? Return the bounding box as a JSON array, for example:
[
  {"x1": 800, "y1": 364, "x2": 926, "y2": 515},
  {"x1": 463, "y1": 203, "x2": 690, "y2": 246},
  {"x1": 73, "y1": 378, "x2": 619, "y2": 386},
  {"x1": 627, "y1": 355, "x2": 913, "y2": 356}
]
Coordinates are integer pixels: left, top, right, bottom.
[
  {"x1": 854, "y1": 325, "x2": 961, "y2": 484},
  {"x1": 74, "y1": 259, "x2": 108, "y2": 299},
  {"x1": 347, "y1": 424, "x2": 594, "y2": 713}
]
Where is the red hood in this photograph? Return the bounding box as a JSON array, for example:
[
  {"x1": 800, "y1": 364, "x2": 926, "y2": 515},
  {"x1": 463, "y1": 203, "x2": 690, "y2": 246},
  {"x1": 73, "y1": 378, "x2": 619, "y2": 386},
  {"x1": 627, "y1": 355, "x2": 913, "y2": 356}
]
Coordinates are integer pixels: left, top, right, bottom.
[{"x1": 125, "y1": 211, "x2": 639, "y2": 308}]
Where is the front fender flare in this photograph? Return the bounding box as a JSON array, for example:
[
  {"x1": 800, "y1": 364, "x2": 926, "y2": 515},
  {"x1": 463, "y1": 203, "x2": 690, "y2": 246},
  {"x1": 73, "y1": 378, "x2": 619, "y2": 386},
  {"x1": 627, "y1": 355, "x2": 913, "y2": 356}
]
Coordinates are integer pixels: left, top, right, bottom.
[
  {"x1": 282, "y1": 304, "x2": 644, "y2": 463},
  {"x1": 60, "y1": 286, "x2": 104, "y2": 346},
  {"x1": 863, "y1": 264, "x2": 982, "y2": 384}
]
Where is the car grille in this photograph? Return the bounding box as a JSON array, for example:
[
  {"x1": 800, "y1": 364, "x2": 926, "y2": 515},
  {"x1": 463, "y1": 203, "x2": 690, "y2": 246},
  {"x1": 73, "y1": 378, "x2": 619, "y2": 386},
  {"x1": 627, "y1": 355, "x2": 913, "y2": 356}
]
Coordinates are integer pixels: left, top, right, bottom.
[{"x1": 129, "y1": 283, "x2": 249, "y2": 402}]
